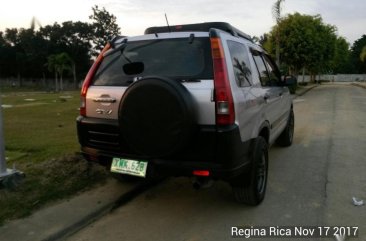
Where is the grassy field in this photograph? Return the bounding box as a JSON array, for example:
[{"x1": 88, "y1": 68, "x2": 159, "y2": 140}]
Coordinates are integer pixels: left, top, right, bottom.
[{"x1": 0, "y1": 90, "x2": 108, "y2": 225}]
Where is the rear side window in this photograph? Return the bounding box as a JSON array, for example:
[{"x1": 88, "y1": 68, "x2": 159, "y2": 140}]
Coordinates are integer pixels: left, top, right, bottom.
[
  {"x1": 251, "y1": 51, "x2": 270, "y2": 86},
  {"x1": 93, "y1": 38, "x2": 213, "y2": 86},
  {"x1": 227, "y1": 41, "x2": 252, "y2": 87},
  {"x1": 262, "y1": 55, "x2": 281, "y2": 85},
  {"x1": 251, "y1": 50, "x2": 282, "y2": 87}
]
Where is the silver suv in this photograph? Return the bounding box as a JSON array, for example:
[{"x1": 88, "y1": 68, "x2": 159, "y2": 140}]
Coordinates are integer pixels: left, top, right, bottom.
[{"x1": 77, "y1": 22, "x2": 294, "y2": 205}]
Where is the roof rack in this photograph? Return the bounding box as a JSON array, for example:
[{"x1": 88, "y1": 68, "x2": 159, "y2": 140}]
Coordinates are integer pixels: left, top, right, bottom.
[{"x1": 144, "y1": 22, "x2": 252, "y2": 42}]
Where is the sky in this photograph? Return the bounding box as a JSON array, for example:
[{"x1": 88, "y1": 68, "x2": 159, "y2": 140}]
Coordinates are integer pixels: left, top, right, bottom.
[{"x1": 0, "y1": 0, "x2": 365, "y2": 44}]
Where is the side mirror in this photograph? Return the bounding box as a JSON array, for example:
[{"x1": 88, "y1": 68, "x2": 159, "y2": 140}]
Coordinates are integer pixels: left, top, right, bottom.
[
  {"x1": 283, "y1": 75, "x2": 297, "y2": 86},
  {"x1": 282, "y1": 75, "x2": 297, "y2": 94}
]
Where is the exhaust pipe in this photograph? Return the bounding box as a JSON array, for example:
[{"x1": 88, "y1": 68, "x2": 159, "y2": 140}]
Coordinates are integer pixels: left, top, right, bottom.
[{"x1": 192, "y1": 177, "x2": 214, "y2": 190}]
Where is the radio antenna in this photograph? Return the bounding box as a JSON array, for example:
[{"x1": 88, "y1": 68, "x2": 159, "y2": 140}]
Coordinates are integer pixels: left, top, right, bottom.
[{"x1": 165, "y1": 13, "x2": 171, "y2": 32}]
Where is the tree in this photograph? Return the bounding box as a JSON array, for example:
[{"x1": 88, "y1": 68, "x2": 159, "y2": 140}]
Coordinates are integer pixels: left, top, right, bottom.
[
  {"x1": 0, "y1": 7, "x2": 122, "y2": 88},
  {"x1": 4, "y1": 28, "x2": 26, "y2": 84},
  {"x1": 351, "y1": 35, "x2": 366, "y2": 73},
  {"x1": 264, "y1": 13, "x2": 337, "y2": 80},
  {"x1": 360, "y1": 46, "x2": 366, "y2": 62},
  {"x1": 58, "y1": 21, "x2": 93, "y2": 88},
  {"x1": 47, "y1": 54, "x2": 59, "y2": 91},
  {"x1": 272, "y1": 0, "x2": 285, "y2": 66},
  {"x1": 47, "y1": 52, "x2": 72, "y2": 91},
  {"x1": 89, "y1": 5, "x2": 121, "y2": 56},
  {"x1": 0, "y1": 32, "x2": 6, "y2": 47},
  {"x1": 38, "y1": 21, "x2": 93, "y2": 86},
  {"x1": 331, "y1": 37, "x2": 354, "y2": 74},
  {"x1": 0, "y1": 32, "x2": 15, "y2": 77},
  {"x1": 4, "y1": 28, "x2": 19, "y2": 46}
]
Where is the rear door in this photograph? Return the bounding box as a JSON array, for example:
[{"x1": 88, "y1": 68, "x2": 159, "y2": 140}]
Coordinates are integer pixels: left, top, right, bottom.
[
  {"x1": 86, "y1": 33, "x2": 216, "y2": 125},
  {"x1": 261, "y1": 54, "x2": 290, "y2": 136},
  {"x1": 225, "y1": 39, "x2": 261, "y2": 141},
  {"x1": 251, "y1": 50, "x2": 284, "y2": 143}
]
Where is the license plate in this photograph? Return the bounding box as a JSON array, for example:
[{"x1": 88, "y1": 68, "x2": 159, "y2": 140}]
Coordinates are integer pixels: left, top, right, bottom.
[{"x1": 111, "y1": 158, "x2": 148, "y2": 177}]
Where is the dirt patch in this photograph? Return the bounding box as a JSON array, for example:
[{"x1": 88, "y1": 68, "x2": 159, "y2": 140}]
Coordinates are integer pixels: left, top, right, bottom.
[
  {"x1": 0, "y1": 155, "x2": 109, "y2": 224},
  {"x1": 37, "y1": 155, "x2": 108, "y2": 188}
]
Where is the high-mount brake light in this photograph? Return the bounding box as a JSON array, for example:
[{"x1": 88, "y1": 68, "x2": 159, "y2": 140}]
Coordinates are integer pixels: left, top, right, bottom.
[
  {"x1": 80, "y1": 43, "x2": 111, "y2": 116},
  {"x1": 210, "y1": 37, "x2": 235, "y2": 125}
]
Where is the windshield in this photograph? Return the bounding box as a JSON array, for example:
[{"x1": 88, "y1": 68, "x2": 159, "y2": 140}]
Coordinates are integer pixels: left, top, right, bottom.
[{"x1": 92, "y1": 37, "x2": 213, "y2": 86}]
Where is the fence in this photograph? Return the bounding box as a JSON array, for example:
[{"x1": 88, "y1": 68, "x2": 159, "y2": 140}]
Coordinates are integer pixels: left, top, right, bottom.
[
  {"x1": 0, "y1": 78, "x2": 82, "y2": 91},
  {"x1": 297, "y1": 74, "x2": 366, "y2": 83},
  {"x1": 1, "y1": 75, "x2": 366, "y2": 89}
]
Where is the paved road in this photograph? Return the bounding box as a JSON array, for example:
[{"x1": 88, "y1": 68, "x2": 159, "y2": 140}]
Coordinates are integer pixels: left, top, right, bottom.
[{"x1": 66, "y1": 84, "x2": 366, "y2": 241}]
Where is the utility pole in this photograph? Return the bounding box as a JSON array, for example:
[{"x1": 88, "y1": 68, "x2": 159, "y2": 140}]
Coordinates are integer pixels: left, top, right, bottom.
[{"x1": 0, "y1": 96, "x2": 24, "y2": 187}]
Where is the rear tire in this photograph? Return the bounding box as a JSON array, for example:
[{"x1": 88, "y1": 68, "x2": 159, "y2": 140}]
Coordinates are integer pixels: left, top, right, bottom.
[
  {"x1": 277, "y1": 108, "x2": 294, "y2": 147},
  {"x1": 231, "y1": 137, "x2": 268, "y2": 205}
]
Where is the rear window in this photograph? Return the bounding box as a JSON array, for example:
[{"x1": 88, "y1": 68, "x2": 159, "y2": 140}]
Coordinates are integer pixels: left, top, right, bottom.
[{"x1": 92, "y1": 37, "x2": 213, "y2": 86}]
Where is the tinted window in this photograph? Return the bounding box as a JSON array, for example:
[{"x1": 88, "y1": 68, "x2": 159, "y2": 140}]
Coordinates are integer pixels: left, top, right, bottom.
[
  {"x1": 93, "y1": 38, "x2": 213, "y2": 86},
  {"x1": 227, "y1": 41, "x2": 252, "y2": 87},
  {"x1": 263, "y1": 55, "x2": 281, "y2": 85},
  {"x1": 251, "y1": 51, "x2": 270, "y2": 86}
]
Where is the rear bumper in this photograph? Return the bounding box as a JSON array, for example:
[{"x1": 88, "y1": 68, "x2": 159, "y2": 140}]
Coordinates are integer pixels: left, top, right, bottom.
[{"x1": 77, "y1": 116, "x2": 253, "y2": 180}]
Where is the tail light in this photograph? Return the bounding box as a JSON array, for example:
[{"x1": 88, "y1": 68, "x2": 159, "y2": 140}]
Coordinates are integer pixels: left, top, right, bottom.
[
  {"x1": 80, "y1": 43, "x2": 111, "y2": 116},
  {"x1": 210, "y1": 37, "x2": 235, "y2": 125}
]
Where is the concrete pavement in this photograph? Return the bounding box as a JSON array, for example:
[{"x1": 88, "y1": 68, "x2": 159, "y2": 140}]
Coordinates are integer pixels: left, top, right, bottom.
[
  {"x1": 64, "y1": 84, "x2": 366, "y2": 241},
  {"x1": 0, "y1": 179, "x2": 141, "y2": 241},
  {"x1": 0, "y1": 83, "x2": 320, "y2": 241}
]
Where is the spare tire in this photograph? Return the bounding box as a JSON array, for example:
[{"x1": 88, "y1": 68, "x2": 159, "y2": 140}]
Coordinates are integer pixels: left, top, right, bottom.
[{"x1": 119, "y1": 76, "x2": 196, "y2": 157}]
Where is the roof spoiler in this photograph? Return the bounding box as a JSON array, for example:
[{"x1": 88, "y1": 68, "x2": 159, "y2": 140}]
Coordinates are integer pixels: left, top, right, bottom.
[{"x1": 144, "y1": 22, "x2": 252, "y2": 42}]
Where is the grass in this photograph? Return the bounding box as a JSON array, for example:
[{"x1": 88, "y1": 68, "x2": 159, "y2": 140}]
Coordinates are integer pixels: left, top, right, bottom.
[
  {"x1": 0, "y1": 91, "x2": 108, "y2": 225},
  {"x1": 2, "y1": 92, "x2": 80, "y2": 162}
]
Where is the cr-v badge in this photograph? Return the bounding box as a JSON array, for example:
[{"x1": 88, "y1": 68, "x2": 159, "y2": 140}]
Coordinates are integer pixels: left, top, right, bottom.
[{"x1": 96, "y1": 109, "x2": 113, "y2": 115}]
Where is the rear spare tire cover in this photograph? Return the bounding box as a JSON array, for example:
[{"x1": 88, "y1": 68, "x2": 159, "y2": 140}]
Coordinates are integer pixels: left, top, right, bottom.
[{"x1": 119, "y1": 77, "x2": 196, "y2": 157}]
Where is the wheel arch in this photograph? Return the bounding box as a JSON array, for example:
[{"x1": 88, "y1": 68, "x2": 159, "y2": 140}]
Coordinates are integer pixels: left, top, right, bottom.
[{"x1": 257, "y1": 121, "x2": 270, "y2": 145}]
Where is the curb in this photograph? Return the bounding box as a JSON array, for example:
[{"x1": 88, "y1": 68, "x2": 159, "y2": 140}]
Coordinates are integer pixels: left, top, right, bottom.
[
  {"x1": 45, "y1": 181, "x2": 157, "y2": 241},
  {"x1": 0, "y1": 179, "x2": 157, "y2": 241},
  {"x1": 296, "y1": 85, "x2": 318, "y2": 97},
  {"x1": 42, "y1": 200, "x2": 113, "y2": 241},
  {"x1": 351, "y1": 83, "x2": 366, "y2": 89}
]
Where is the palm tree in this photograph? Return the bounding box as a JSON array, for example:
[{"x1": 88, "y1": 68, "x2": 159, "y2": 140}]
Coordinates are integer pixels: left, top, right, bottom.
[
  {"x1": 47, "y1": 53, "x2": 73, "y2": 92},
  {"x1": 56, "y1": 53, "x2": 73, "y2": 91},
  {"x1": 30, "y1": 16, "x2": 42, "y2": 31},
  {"x1": 272, "y1": 0, "x2": 285, "y2": 66},
  {"x1": 47, "y1": 54, "x2": 59, "y2": 92}
]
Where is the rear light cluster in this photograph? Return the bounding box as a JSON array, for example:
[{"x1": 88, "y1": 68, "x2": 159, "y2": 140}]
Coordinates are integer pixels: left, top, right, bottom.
[
  {"x1": 80, "y1": 43, "x2": 111, "y2": 116},
  {"x1": 210, "y1": 38, "x2": 235, "y2": 125}
]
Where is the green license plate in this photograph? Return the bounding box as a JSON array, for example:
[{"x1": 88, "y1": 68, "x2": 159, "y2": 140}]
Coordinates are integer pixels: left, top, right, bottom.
[{"x1": 111, "y1": 158, "x2": 148, "y2": 177}]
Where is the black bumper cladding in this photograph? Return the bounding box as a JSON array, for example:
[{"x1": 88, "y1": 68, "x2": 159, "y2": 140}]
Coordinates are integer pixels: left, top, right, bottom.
[{"x1": 77, "y1": 116, "x2": 252, "y2": 180}]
